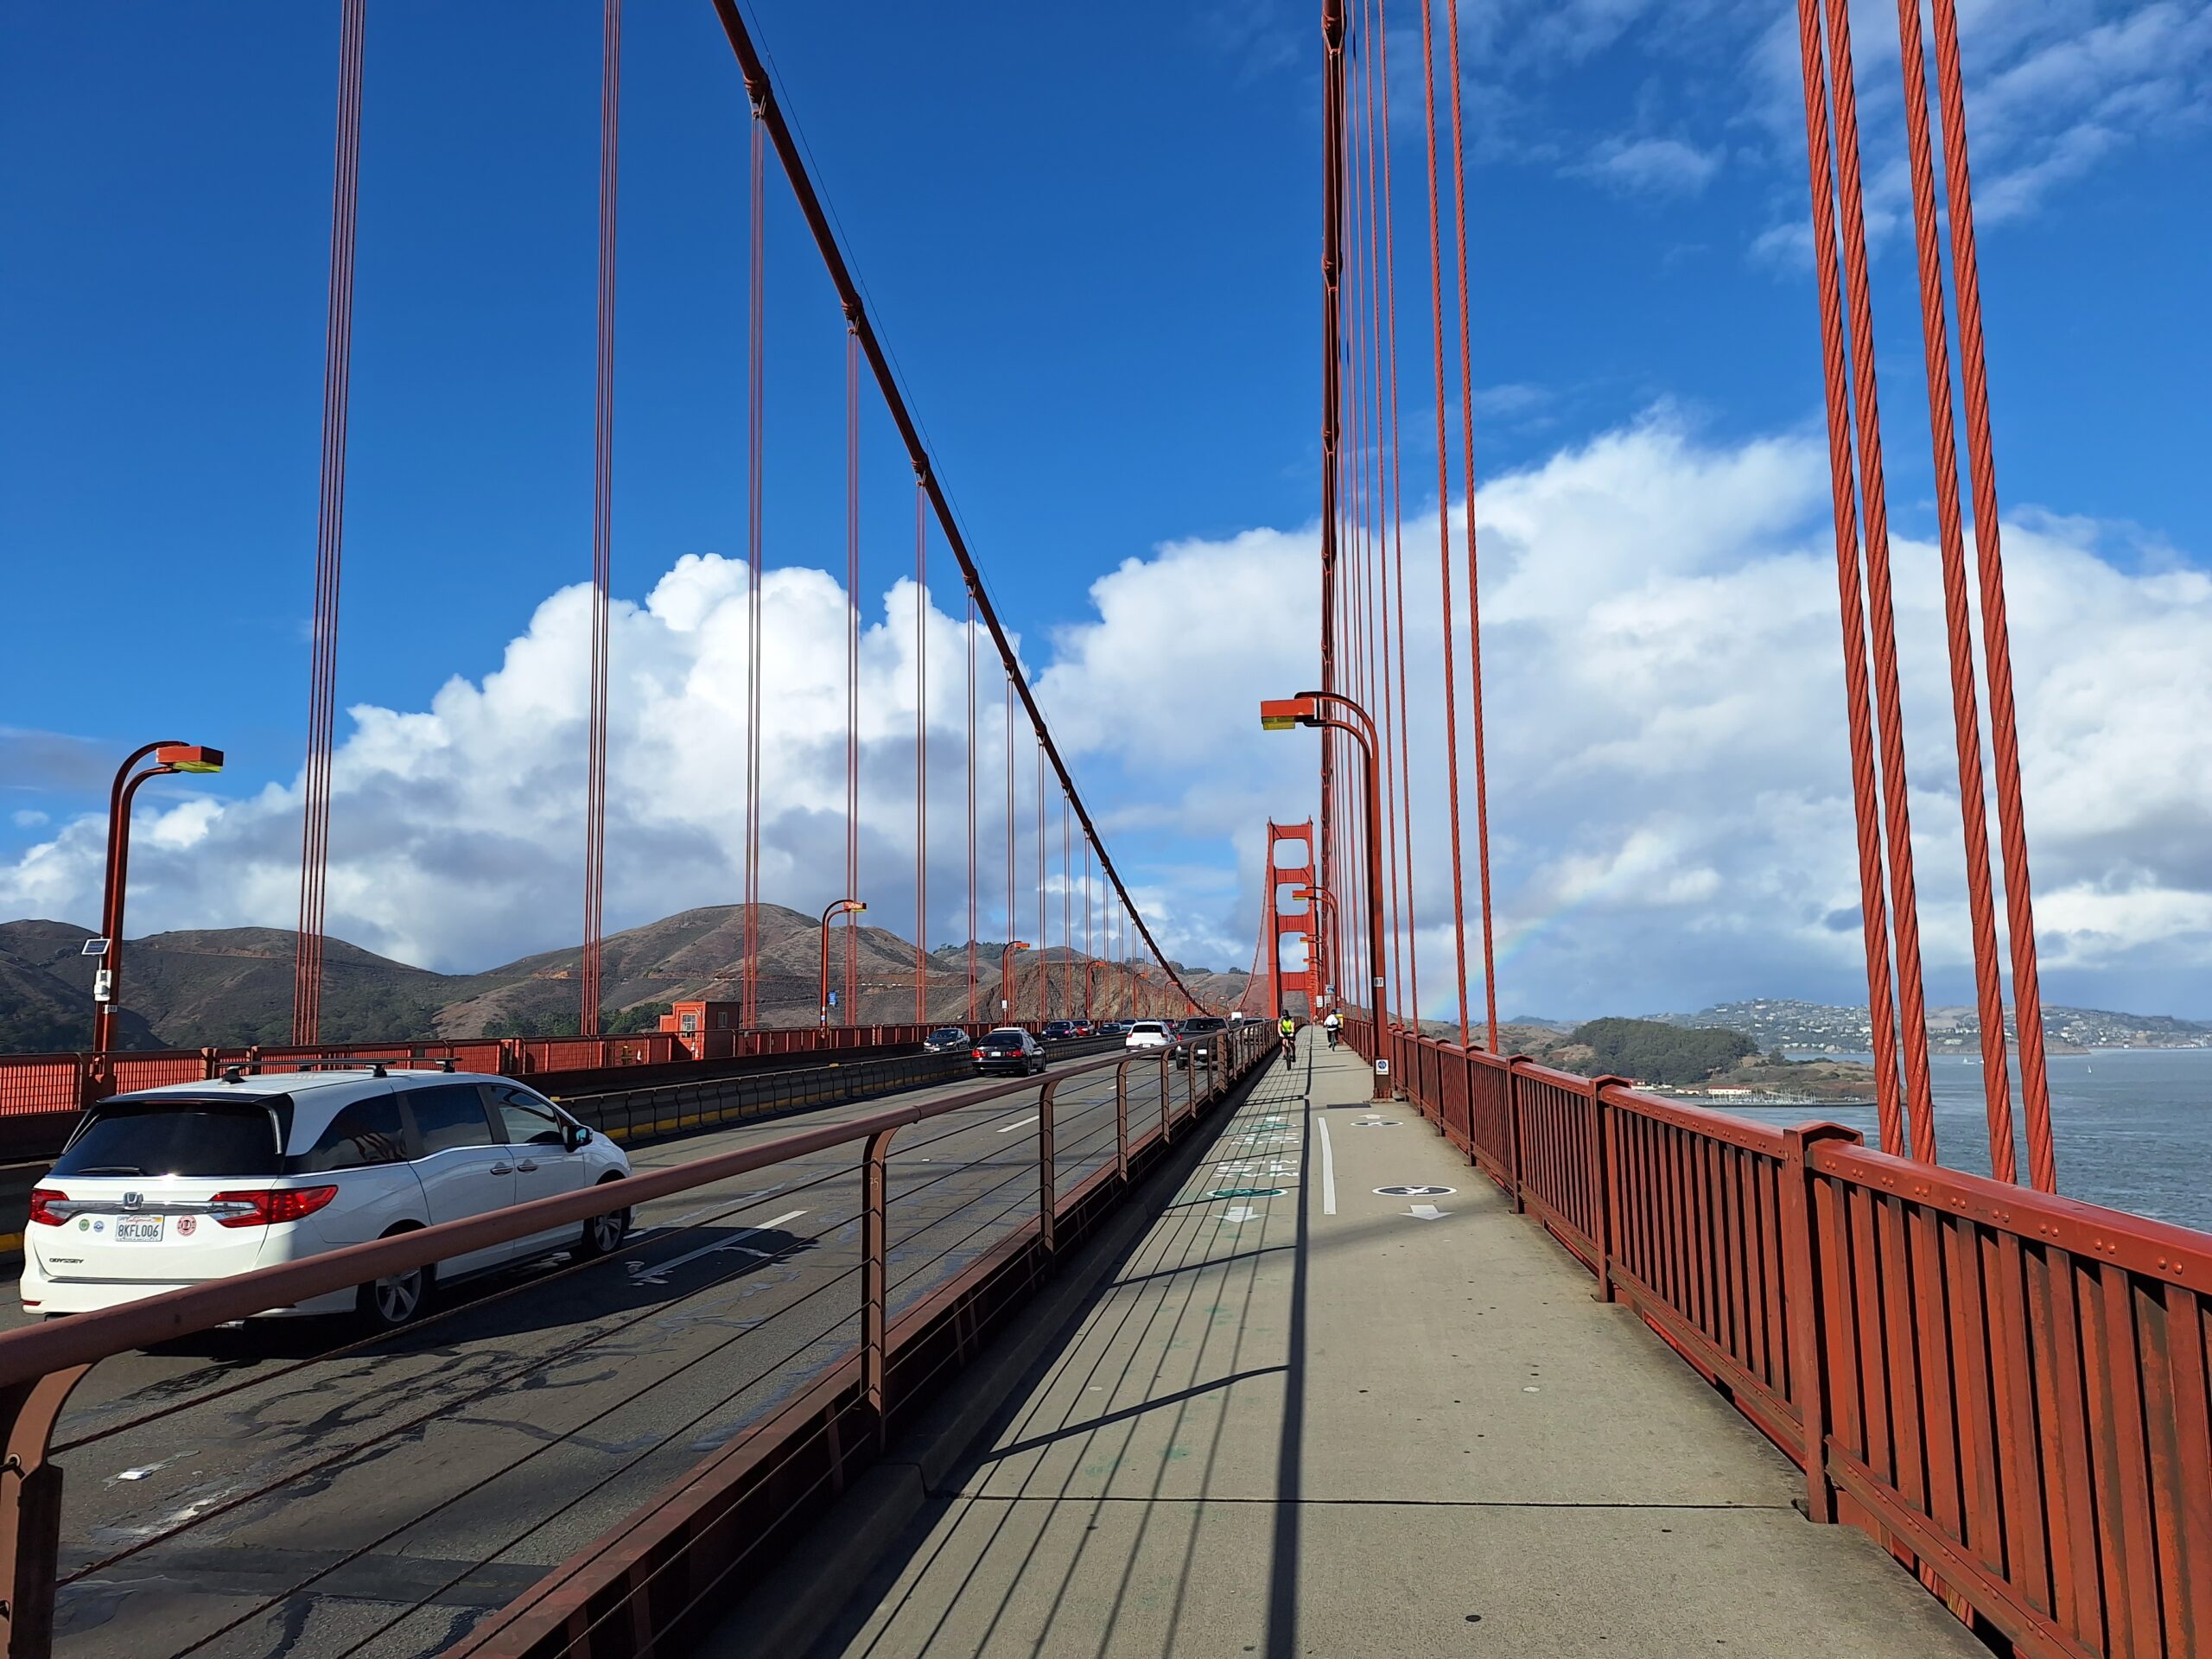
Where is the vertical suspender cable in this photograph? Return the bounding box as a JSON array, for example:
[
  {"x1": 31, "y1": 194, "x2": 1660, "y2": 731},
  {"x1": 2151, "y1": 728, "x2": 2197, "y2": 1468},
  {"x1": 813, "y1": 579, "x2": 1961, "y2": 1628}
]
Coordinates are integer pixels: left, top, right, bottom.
[
  {"x1": 1930, "y1": 0, "x2": 2056, "y2": 1189},
  {"x1": 967, "y1": 596, "x2": 978, "y2": 1027},
  {"x1": 710, "y1": 1, "x2": 1203, "y2": 1014},
  {"x1": 1441, "y1": 0, "x2": 1499, "y2": 1054},
  {"x1": 1821, "y1": 0, "x2": 1937, "y2": 1161},
  {"x1": 1035, "y1": 739, "x2": 1046, "y2": 1020},
  {"x1": 1376, "y1": 0, "x2": 1420, "y2": 1027},
  {"x1": 1792, "y1": 0, "x2": 1908, "y2": 1157},
  {"x1": 1318, "y1": 0, "x2": 1347, "y2": 1000},
  {"x1": 295, "y1": 0, "x2": 366, "y2": 1046},
  {"x1": 580, "y1": 0, "x2": 621, "y2": 1039},
  {"x1": 1890, "y1": 0, "x2": 2017, "y2": 1180},
  {"x1": 1416, "y1": 0, "x2": 1471, "y2": 1047},
  {"x1": 1062, "y1": 796, "x2": 1073, "y2": 1016},
  {"x1": 844, "y1": 327, "x2": 861, "y2": 1025},
  {"x1": 914, "y1": 476, "x2": 928, "y2": 1025},
  {"x1": 742, "y1": 106, "x2": 766, "y2": 1034},
  {"x1": 1006, "y1": 672, "x2": 1016, "y2": 1020},
  {"x1": 1359, "y1": 1, "x2": 1402, "y2": 1027}
]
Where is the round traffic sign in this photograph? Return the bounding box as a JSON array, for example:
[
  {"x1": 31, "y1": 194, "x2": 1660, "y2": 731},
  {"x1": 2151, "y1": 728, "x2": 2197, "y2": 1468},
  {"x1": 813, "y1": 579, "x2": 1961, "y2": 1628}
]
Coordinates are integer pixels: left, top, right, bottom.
[{"x1": 1373, "y1": 1185, "x2": 1455, "y2": 1198}]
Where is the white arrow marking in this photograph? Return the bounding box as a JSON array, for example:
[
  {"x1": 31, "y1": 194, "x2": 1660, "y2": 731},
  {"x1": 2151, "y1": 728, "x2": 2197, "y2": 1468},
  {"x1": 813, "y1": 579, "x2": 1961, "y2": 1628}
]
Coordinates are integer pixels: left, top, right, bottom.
[
  {"x1": 1317, "y1": 1118, "x2": 1338, "y2": 1216},
  {"x1": 995, "y1": 1114, "x2": 1040, "y2": 1134},
  {"x1": 1221, "y1": 1205, "x2": 1260, "y2": 1225},
  {"x1": 1403, "y1": 1204, "x2": 1448, "y2": 1221},
  {"x1": 631, "y1": 1209, "x2": 808, "y2": 1285}
]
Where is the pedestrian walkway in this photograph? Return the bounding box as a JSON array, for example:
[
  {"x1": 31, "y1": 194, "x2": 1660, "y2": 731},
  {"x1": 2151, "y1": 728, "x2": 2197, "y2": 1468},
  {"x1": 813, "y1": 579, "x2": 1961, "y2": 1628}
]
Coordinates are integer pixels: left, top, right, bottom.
[{"x1": 816, "y1": 1037, "x2": 1986, "y2": 1658}]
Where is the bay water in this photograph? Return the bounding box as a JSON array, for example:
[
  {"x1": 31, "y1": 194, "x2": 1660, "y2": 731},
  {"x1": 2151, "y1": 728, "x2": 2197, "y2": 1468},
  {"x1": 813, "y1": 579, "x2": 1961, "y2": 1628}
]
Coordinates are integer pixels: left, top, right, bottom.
[{"x1": 1728, "y1": 1048, "x2": 2212, "y2": 1236}]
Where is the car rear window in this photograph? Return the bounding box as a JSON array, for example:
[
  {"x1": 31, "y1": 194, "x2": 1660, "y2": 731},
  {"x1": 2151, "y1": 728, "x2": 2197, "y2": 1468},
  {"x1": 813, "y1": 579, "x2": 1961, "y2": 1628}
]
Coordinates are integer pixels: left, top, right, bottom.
[{"x1": 54, "y1": 1103, "x2": 282, "y2": 1179}]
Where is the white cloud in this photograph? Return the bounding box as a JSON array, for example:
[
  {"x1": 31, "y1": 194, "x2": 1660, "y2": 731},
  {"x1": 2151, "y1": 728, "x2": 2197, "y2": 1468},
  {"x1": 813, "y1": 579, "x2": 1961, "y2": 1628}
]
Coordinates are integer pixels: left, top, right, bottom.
[
  {"x1": 1572, "y1": 136, "x2": 1725, "y2": 197},
  {"x1": 1746, "y1": 0, "x2": 2212, "y2": 253},
  {"x1": 4, "y1": 416, "x2": 2206, "y2": 1020}
]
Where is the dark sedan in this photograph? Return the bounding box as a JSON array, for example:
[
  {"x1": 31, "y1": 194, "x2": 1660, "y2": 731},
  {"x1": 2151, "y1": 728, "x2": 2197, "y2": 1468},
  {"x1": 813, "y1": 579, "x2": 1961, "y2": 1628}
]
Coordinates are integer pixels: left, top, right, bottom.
[
  {"x1": 972, "y1": 1027, "x2": 1046, "y2": 1076},
  {"x1": 921, "y1": 1027, "x2": 972, "y2": 1054}
]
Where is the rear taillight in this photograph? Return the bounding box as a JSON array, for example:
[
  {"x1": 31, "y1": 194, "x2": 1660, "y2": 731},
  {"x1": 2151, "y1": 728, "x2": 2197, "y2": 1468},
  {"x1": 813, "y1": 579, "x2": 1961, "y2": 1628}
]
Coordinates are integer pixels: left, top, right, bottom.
[
  {"x1": 973, "y1": 1048, "x2": 986, "y2": 1059},
  {"x1": 206, "y1": 1185, "x2": 340, "y2": 1228},
  {"x1": 28, "y1": 1190, "x2": 67, "y2": 1227}
]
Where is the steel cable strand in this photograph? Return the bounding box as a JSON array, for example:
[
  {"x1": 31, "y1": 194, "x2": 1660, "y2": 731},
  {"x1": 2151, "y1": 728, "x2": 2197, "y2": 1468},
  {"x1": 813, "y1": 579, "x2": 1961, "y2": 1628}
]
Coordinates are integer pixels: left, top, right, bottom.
[
  {"x1": 67, "y1": 1204, "x2": 870, "y2": 1596},
  {"x1": 1375, "y1": 0, "x2": 1421, "y2": 1026},
  {"x1": 294, "y1": 0, "x2": 365, "y2": 1044},
  {"x1": 222, "y1": 1257, "x2": 874, "y2": 1659},
  {"x1": 1929, "y1": 0, "x2": 2056, "y2": 1190},
  {"x1": 1821, "y1": 0, "x2": 1939, "y2": 1160},
  {"x1": 1416, "y1": 0, "x2": 1472, "y2": 1046},
  {"x1": 743, "y1": 111, "x2": 767, "y2": 1029},
  {"x1": 1791, "y1": 0, "x2": 1908, "y2": 1158},
  {"x1": 1441, "y1": 0, "x2": 1501, "y2": 1052},
  {"x1": 1360, "y1": 0, "x2": 1408, "y2": 1026},
  {"x1": 580, "y1": 0, "x2": 621, "y2": 1034},
  {"x1": 916, "y1": 478, "x2": 930, "y2": 1023},
  {"x1": 1890, "y1": 0, "x2": 2018, "y2": 1180},
  {"x1": 846, "y1": 328, "x2": 862, "y2": 1021}
]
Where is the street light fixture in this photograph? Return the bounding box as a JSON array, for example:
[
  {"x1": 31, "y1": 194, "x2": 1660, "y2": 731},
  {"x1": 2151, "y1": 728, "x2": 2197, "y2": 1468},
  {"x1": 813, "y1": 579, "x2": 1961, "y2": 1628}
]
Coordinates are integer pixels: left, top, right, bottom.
[
  {"x1": 1261, "y1": 691, "x2": 1389, "y2": 1099},
  {"x1": 818, "y1": 898, "x2": 867, "y2": 1028},
  {"x1": 999, "y1": 941, "x2": 1031, "y2": 1022},
  {"x1": 92, "y1": 742, "x2": 226, "y2": 1054}
]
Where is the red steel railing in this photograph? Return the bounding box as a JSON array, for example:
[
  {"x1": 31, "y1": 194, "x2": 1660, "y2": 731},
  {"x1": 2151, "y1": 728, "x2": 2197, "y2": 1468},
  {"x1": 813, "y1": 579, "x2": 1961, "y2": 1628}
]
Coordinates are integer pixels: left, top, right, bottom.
[
  {"x1": 0, "y1": 1024, "x2": 1030, "y2": 1121},
  {"x1": 1351, "y1": 1016, "x2": 2211, "y2": 1659}
]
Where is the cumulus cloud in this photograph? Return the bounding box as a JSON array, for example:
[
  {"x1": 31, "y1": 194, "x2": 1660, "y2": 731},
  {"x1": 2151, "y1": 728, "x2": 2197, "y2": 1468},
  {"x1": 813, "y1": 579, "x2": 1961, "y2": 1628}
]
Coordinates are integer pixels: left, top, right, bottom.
[
  {"x1": 3, "y1": 415, "x2": 2206, "y2": 1019},
  {"x1": 1036, "y1": 414, "x2": 2212, "y2": 1020}
]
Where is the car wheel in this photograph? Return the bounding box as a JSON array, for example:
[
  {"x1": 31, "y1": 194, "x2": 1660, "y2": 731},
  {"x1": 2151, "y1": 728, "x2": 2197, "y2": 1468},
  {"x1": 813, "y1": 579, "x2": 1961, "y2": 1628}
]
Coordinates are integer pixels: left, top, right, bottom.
[
  {"x1": 575, "y1": 1179, "x2": 632, "y2": 1259},
  {"x1": 357, "y1": 1230, "x2": 431, "y2": 1333}
]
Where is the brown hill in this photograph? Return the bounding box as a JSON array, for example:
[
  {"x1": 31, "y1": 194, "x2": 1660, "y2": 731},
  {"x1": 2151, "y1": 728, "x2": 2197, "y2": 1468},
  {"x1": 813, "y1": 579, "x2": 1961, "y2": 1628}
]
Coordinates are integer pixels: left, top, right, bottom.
[{"x1": 0, "y1": 906, "x2": 1246, "y2": 1052}]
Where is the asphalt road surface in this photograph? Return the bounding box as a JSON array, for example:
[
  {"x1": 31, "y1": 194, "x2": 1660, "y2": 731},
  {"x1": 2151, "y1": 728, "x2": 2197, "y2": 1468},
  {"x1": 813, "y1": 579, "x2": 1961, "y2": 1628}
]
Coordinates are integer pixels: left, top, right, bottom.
[{"x1": 5, "y1": 1045, "x2": 1220, "y2": 1659}]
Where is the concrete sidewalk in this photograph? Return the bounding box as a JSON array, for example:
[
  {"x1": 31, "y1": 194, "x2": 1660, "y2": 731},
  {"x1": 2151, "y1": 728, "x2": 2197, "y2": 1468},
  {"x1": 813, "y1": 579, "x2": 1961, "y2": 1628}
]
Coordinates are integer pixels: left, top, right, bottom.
[{"x1": 815, "y1": 1039, "x2": 1984, "y2": 1658}]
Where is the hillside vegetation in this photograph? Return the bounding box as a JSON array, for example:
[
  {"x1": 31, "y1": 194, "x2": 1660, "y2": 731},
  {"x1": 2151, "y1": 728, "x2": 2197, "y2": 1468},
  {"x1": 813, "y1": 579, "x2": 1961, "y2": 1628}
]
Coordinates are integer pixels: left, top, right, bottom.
[
  {"x1": 1560, "y1": 1018, "x2": 1756, "y2": 1085},
  {"x1": 0, "y1": 909, "x2": 1251, "y2": 1052}
]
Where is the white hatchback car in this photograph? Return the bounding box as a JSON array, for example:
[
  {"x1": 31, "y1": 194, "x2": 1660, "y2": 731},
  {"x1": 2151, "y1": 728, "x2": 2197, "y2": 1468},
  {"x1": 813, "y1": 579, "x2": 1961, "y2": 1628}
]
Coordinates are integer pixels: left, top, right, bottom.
[
  {"x1": 1123, "y1": 1020, "x2": 1176, "y2": 1052},
  {"x1": 22, "y1": 1065, "x2": 632, "y2": 1331}
]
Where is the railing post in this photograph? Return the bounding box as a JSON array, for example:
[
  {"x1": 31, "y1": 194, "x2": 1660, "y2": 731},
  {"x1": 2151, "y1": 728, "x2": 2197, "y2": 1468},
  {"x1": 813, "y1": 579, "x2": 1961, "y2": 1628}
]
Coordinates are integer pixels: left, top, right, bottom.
[
  {"x1": 1159, "y1": 1052, "x2": 1171, "y2": 1145},
  {"x1": 1778, "y1": 1122, "x2": 1859, "y2": 1524},
  {"x1": 0, "y1": 1363, "x2": 92, "y2": 1659},
  {"x1": 1115, "y1": 1060, "x2": 1129, "y2": 1182},
  {"x1": 1587, "y1": 1077, "x2": 1630, "y2": 1304},
  {"x1": 1038, "y1": 1078, "x2": 1059, "y2": 1254},
  {"x1": 860, "y1": 1126, "x2": 895, "y2": 1439},
  {"x1": 1503, "y1": 1057, "x2": 1529, "y2": 1213}
]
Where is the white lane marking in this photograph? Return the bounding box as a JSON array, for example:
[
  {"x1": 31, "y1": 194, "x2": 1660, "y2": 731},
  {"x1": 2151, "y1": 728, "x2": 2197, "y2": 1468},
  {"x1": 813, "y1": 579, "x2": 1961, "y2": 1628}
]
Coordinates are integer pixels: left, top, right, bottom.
[
  {"x1": 995, "y1": 1115, "x2": 1040, "y2": 1134},
  {"x1": 630, "y1": 1209, "x2": 808, "y2": 1285},
  {"x1": 1403, "y1": 1203, "x2": 1447, "y2": 1221},
  {"x1": 1317, "y1": 1117, "x2": 1338, "y2": 1217}
]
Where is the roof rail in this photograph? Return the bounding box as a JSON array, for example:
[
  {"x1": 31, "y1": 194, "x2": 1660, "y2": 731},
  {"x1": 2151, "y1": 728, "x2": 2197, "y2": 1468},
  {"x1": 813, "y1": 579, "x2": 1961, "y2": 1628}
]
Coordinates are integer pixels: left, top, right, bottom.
[{"x1": 290, "y1": 1061, "x2": 391, "y2": 1079}]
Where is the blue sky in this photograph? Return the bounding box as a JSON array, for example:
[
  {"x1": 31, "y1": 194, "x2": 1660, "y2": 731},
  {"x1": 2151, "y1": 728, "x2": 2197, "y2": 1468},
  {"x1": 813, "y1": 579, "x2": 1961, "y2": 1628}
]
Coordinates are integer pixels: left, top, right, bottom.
[{"x1": 3, "y1": 1, "x2": 2209, "y2": 1018}]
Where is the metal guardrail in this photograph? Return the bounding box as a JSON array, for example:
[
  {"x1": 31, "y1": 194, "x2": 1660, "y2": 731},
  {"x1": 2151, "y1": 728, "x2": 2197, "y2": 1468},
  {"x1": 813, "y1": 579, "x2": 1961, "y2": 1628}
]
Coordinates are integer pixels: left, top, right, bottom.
[
  {"x1": 0, "y1": 1023, "x2": 1114, "y2": 1160},
  {"x1": 557, "y1": 1035, "x2": 1125, "y2": 1147},
  {"x1": 0, "y1": 1024, "x2": 1270, "y2": 1658},
  {"x1": 1351, "y1": 1016, "x2": 2212, "y2": 1659}
]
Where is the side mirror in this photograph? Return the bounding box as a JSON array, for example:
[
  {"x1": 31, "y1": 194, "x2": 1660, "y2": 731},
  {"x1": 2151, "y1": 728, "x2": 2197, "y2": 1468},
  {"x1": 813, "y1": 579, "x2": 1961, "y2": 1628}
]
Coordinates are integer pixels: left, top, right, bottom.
[{"x1": 567, "y1": 1123, "x2": 594, "y2": 1151}]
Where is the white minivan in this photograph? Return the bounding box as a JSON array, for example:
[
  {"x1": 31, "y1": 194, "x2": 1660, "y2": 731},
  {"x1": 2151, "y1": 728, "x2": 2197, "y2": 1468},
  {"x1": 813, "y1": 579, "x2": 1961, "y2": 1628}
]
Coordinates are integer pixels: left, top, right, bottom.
[{"x1": 22, "y1": 1065, "x2": 632, "y2": 1331}]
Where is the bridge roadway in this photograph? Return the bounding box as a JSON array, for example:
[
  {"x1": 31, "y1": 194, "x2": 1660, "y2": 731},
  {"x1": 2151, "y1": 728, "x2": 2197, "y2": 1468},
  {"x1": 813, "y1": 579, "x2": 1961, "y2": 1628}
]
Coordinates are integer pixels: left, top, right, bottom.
[
  {"x1": 795, "y1": 1039, "x2": 1990, "y2": 1659},
  {"x1": 6, "y1": 1045, "x2": 1179, "y2": 1659}
]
